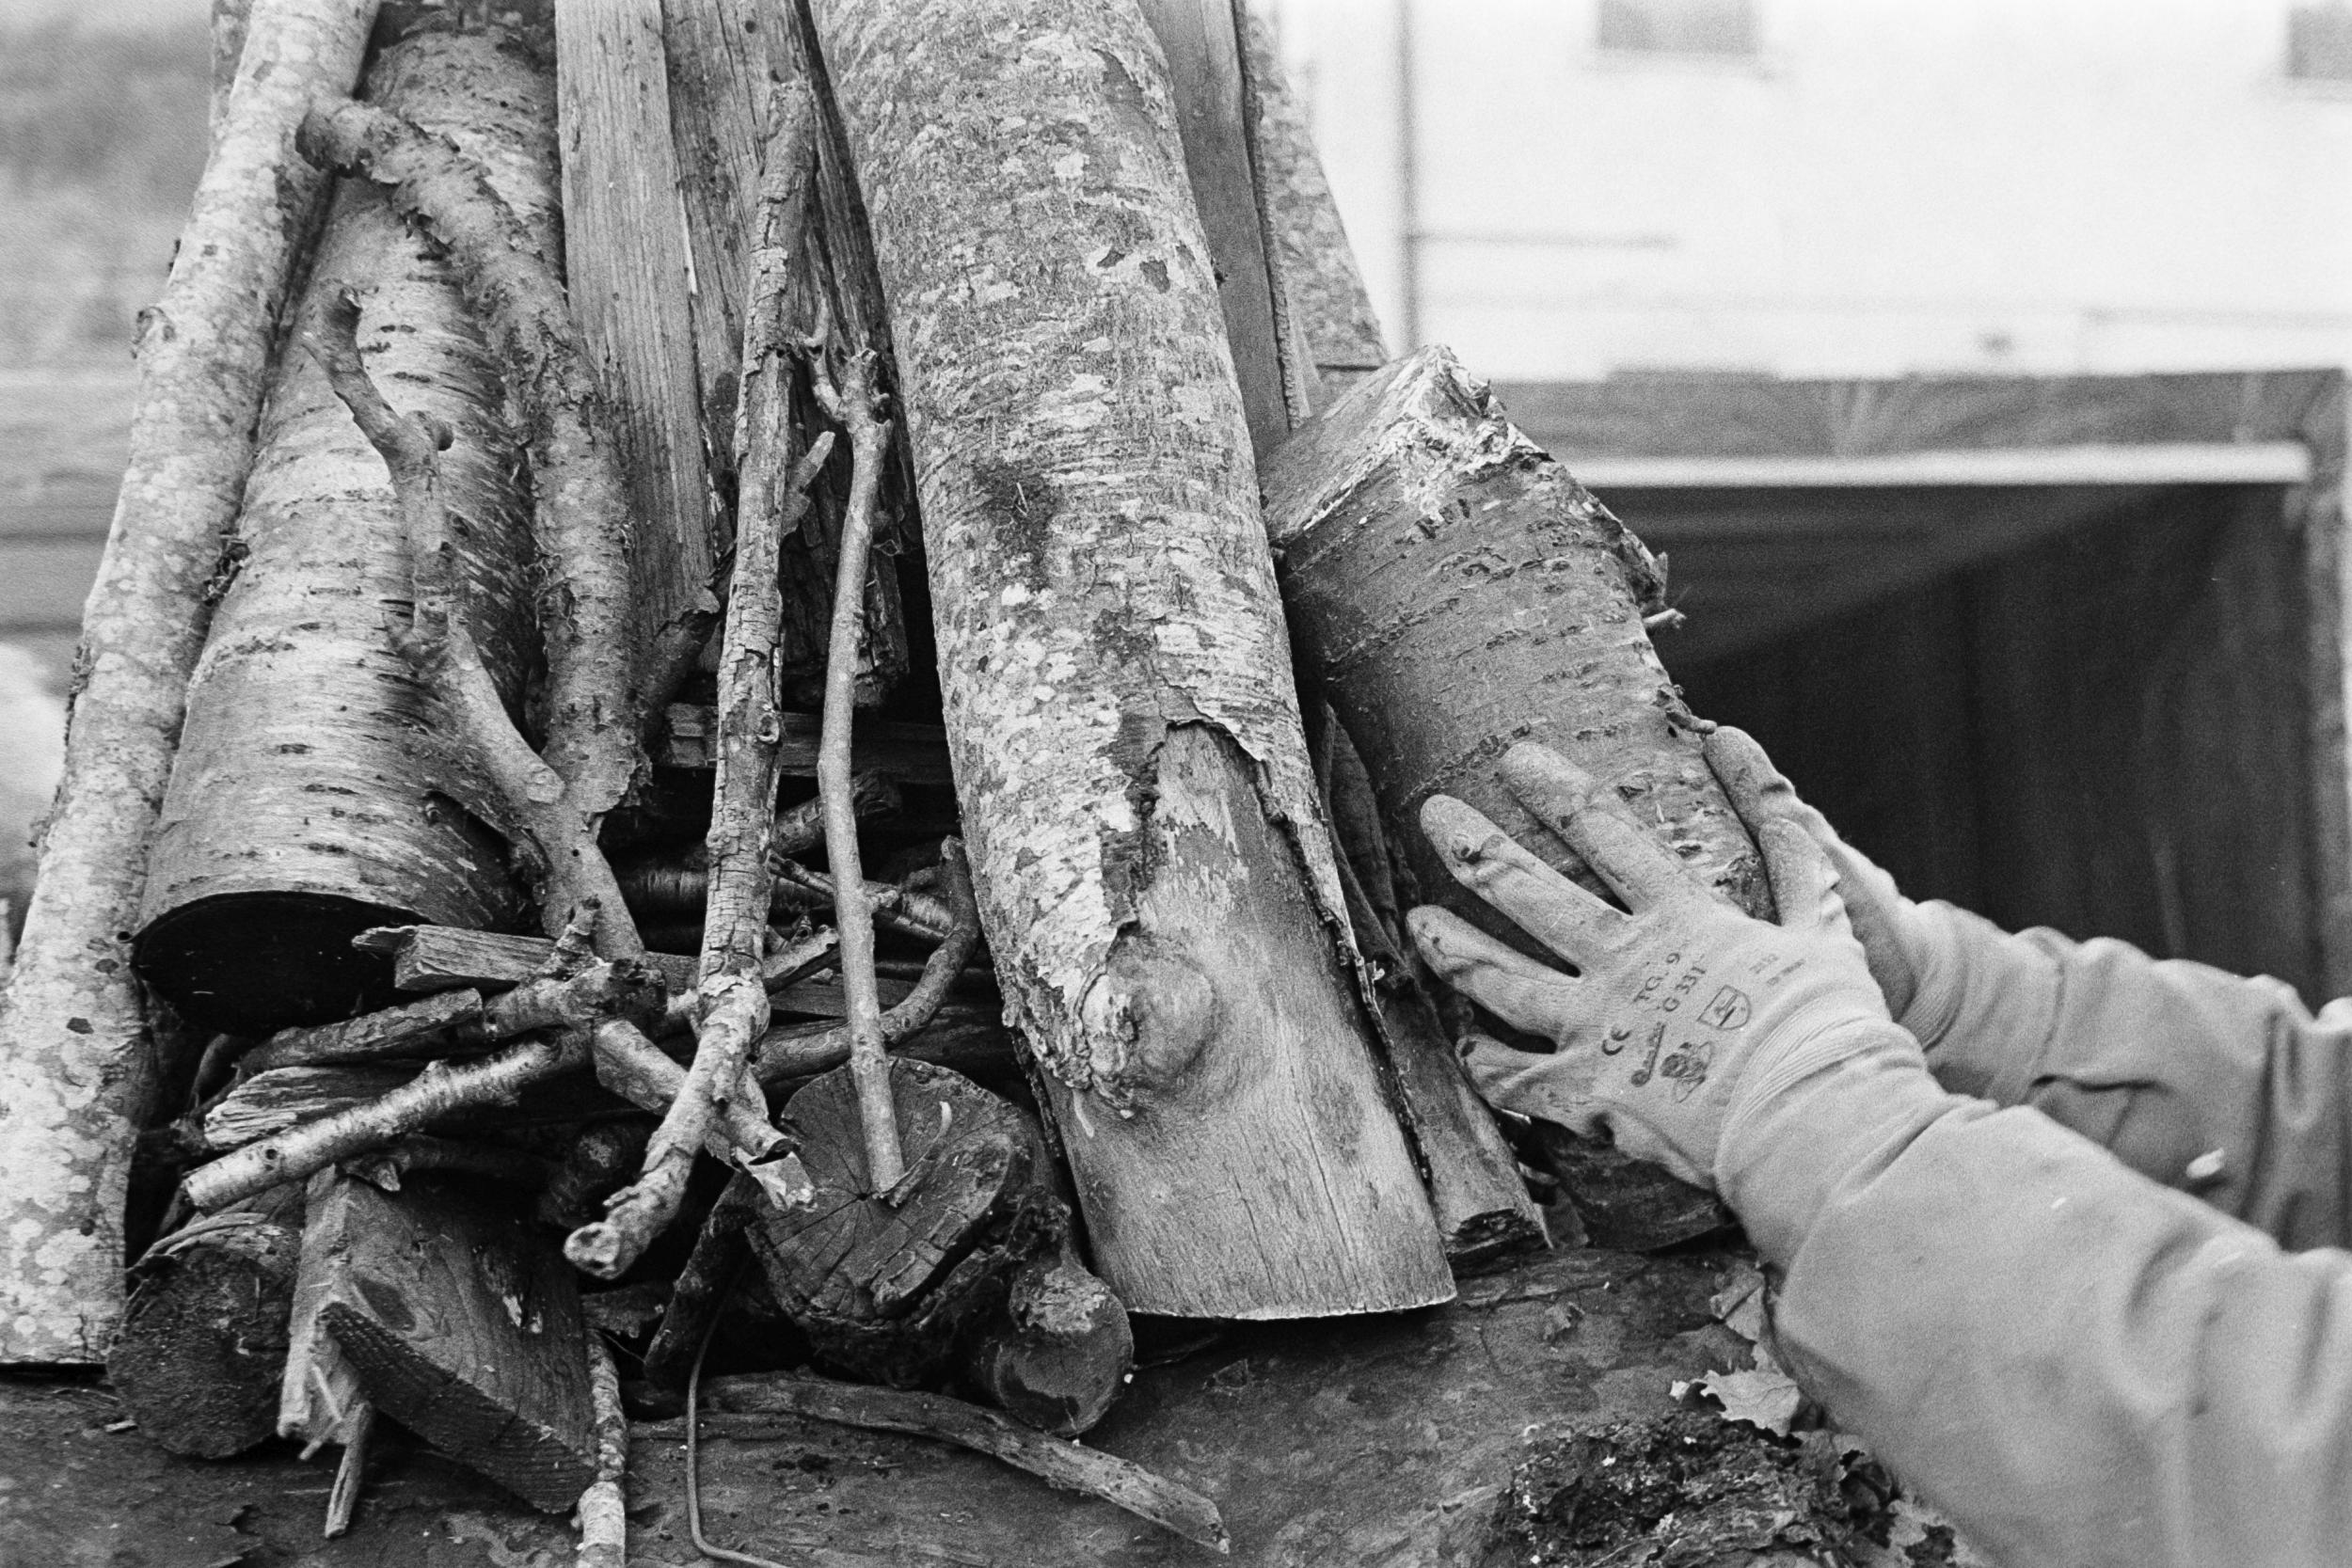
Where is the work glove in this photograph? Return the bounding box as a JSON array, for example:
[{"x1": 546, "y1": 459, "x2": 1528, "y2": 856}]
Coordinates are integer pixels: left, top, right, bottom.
[
  {"x1": 1408, "y1": 741, "x2": 1907, "y2": 1193},
  {"x1": 1700, "y1": 726, "x2": 1969, "y2": 1052}
]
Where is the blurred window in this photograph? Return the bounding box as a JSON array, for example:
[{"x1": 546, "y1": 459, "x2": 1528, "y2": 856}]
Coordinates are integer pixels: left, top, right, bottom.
[
  {"x1": 1597, "y1": 0, "x2": 1759, "y2": 57},
  {"x1": 2289, "y1": 3, "x2": 2352, "y2": 80}
]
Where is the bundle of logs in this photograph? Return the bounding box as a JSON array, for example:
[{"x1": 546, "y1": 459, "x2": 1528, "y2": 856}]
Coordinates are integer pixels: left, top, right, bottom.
[{"x1": 0, "y1": 0, "x2": 1777, "y2": 1556}]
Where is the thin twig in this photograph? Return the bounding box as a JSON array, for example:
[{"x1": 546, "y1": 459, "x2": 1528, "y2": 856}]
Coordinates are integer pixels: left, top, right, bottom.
[
  {"x1": 299, "y1": 103, "x2": 643, "y2": 955},
  {"x1": 577, "y1": 1329, "x2": 628, "y2": 1568},
  {"x1": 304, "y1": 288, "x2": 644, "y2": 957},
  {"x1": 807, "y1": 345, "x2": 902, "y2": 1189},
  {"x1": 323, "y1": 1400, "x2": 373, "y2": 1539},
  {"x1": 754, "y1": 840, "x2": 980, "y2": 1085},
  {"x1": 688, "y1": 1312, "x2": 795, "y2": 1568},
  {"x1": 182, "y1": 1036, "x2": 584, "y2": 1210}
]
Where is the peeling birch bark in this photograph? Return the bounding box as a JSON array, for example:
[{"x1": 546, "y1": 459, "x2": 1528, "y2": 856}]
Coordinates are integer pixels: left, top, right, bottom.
[
  {"x1": 804, "y1": 0, "x2": 1450, "y2": 1317},
  {"x1": 137, "y1": 25, "x2": 556, "y2": 1037},
  {"x1": 0, "y1": 0, "x2": 374, "y2": 1365},
  {"x1": 1262, "y1": 347, "x2": 1757, "y2": 1248}
]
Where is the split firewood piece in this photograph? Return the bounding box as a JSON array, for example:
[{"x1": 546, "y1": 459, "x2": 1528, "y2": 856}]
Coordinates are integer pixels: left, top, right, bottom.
[
  {"x1": 1138, "y1": 0, "x2": 1295, "y2": 454},
  {"x1": 699, "y1": 1372, "x2": 1228, "y2": 1554},
  {"x1": 106, "y1": 1180, "x2": 306, "y2": 1457},
  {"x1": 1236, "y1": 8, "x2": 1389, "y2": 390},
  {"x1": 803, "y1": 0, "x2": 1450, "y2": 1318},
  {"x1": 1309, "y1": 712, "x2": 1548, "y2": 1268},
  {"x1": 0, "y1": 0, "x2": 374, "y2": 1366},
  {"x1": 578, "y1": 1328, "x2": 628, "y2": 1568},
  {"x1": 300, "y1": 96, "x2": 643, "y2": 957},
  {"x1": 280, "y1": 1170, "x2": 369, "y2": 1455},
  {"x1": 555, "y1": 0, "x2": 715, "y2": 701},
  {"x1": 322, "y1": 1400, "x2": 374, "y2": 1538},
  {"x1": 362, "y1": 926, "x2": 697, "y2": 995},
  {"x1": 806, "y1": 345, "x2": 906, "y2": 1191},
  {"x1": 313, "y1": 1174, "x2": 598, "y2": 1512},
  {"x1": 750, "y1": 840, "x2": 981, "y2": 1085},
  {"x1": 183, "y1": 1035, "x2": 586, "y2": 1211},
  {"x1": 135, "y1": 20, "x2": 557, "y2": 1040},
  {"x1": 642, "y1": 1174, "x2": 759, "y2": 1391},
  {"x1": 567, "y1": 105, "x2": 833, "y2": 1281},
  {"x1": 747, "y1": 1060, "x2": 1052, "y2": 1387},
  {"x1": 1261, "y1": 345, "x2": 1749, "y2": 1249}
]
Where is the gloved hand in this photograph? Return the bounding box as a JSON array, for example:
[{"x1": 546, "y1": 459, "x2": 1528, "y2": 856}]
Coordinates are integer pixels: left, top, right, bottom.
[
  {"x1": 1408, "y1": 740, "x2": 1907, "y2": 1192},
  {"x1": 1701, "y1": 726, "x2": 1968, "y2": 1048}
]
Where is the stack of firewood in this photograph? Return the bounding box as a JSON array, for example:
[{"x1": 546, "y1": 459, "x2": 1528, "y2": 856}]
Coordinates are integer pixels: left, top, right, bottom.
[{"x1": 0, "y1": 0, "x2": 1774, "y2": 1556}]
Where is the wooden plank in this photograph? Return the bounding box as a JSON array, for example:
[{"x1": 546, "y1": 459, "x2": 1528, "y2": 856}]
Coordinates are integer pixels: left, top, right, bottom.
[
  {"x1": 558, "y1": 0, "x2": 717, "y2": 676},
  {"x1": 358, "y1": 925, "x2": 697, "y2": 994},
  {"x1": 316, "y1": 1176, "x2": 596, "y2": 1511}
]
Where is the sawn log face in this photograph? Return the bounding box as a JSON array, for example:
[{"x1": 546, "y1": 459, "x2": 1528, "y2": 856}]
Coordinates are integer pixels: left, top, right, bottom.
[
  {"x1": 135, "y1": 25, "x2": 555, "y2": 1036},
  {"x1": 804, "y1": 0, "x2": 1450, "y2": 1317}
]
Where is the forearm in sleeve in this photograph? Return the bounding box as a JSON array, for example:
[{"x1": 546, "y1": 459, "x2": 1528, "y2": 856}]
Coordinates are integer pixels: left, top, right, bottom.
[
  {"x1": 1721, "y1": 1037, "x2": 2352, "y2": 1568},
  {"x1": 1898, "y1": 902, "x2": 2352, "y2": 1249}
]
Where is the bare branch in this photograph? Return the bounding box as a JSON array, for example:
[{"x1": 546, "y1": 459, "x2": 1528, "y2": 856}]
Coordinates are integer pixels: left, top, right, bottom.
[
  {"x1": 304, "y1": 288, "x2": 644, "y2": 957},
  {"x1": 754, "y1": 839, "x2": 981, "y2": 1085},
  {"x1": 299, "y1": 102, "x2": 642, "y2": 953},
  {"x1": 183, "y1": 1035, "x2": 585, "y2": 1211},
  {"x1": 576, "y1": 1330, "x2": 627, "y2": 1568},
  {"x1": 806, "y1": 342, "x2": 903, "y2": 1189}
]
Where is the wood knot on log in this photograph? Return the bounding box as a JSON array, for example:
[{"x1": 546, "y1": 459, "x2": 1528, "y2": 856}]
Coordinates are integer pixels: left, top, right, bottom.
[{"x1": 1075, "y1": 941, "x2": 1218, "y2": 1111}]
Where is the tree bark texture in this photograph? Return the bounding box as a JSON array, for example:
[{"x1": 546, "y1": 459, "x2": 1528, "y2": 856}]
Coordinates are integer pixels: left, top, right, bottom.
[
  {"x1": 106, "y1": 1182, "x2": 306, "y2": 1457},
  {"x1": 1261, "y1": 346, "x2": 1768, "y2": 939},
  {"x1": 0, "y1": 0, "x2": 375, "y2": 1366},
  {"x1": 1262, "y1": 347, "x2": 1756, "y2": 1248},
  {"x1": 135, "y1": 24, "x2": 554, "y2": 1039},
  {"x1": 1238, "y1": 8, "x2": 1387, "y2": 388},
  {"x1": 804, "y1": 0, "x2": 1450, "y2": 1318},
  {"x1": 557, "y1": 0, "x2": 718, "y2": 680}
]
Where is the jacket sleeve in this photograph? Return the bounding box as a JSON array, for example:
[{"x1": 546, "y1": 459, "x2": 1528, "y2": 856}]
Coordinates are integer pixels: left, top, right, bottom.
[
  {"x1": 1894, "y1": 902, "x2": 2352, "y2": 1250},
  {"x1": 1719, "y1": 1037, "x2": 2352, "y2": 1568}
]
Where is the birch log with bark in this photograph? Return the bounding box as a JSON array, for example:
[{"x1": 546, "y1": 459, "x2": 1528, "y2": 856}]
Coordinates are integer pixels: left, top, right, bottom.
[
  {"x1": 803, "y1": 0, "x2": 1450, "y2": 1317},
  {"x1": 0, "y1": 0, "x2": 374, "y2": 1365},
  {"x1": 136, "y1": 22, "x2": 555, "y2": 1037},
  {"x1": 1262, "y1": 345, "x2": 1755, "y2": 1248}
]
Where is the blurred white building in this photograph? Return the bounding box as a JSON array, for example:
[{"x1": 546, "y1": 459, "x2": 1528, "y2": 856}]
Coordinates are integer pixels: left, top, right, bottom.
[{"x1": 1267, "y1": 0, "x2": 2352, "y2": 378}]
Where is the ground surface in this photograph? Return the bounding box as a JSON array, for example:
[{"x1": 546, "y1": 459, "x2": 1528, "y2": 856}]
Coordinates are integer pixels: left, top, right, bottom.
[{"x1": 0, "y1": 1239, "x2": 1795, "y2": 1567}]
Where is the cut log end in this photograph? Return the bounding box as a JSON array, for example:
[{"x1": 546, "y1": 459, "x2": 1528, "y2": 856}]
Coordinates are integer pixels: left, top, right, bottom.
[{"x1": 134, "y1": 891, "x2": 421, "y2": 1037}]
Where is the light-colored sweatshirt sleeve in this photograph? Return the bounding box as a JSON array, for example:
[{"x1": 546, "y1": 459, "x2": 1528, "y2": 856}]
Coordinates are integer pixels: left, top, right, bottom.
[
  {"x1": 1893, "y1": 902, "x2": 2352, "y2": 1250},
  {"x1": 1718, "y1": 1037, "x2": 2352, "y2": 1568}
]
